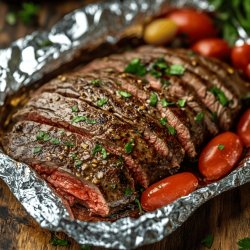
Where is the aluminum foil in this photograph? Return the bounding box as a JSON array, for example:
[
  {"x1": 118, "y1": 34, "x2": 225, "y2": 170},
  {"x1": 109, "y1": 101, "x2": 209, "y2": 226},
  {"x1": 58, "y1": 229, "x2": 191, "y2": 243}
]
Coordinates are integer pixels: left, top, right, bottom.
[{"x1": 0, "y1": 0, "x2": 249, "y2": 249}]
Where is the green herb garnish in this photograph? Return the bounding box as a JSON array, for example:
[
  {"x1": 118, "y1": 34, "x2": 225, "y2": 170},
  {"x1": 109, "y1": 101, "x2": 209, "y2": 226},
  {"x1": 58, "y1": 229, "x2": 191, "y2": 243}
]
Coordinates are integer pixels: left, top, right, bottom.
[
  {"x1": 201, "y1": 234, "x2": 214, "y2": 249},
  {"x1": 149, "y1": 92, "x2": 158, "y2": 107},
  {"x1": 150, "y1": 58, "x2": 168, "y2": 78},
  {"x1": 124, "y1": 187, "x2": 133, "y2": 196},
  {"x1": 161, "y1": 98, "x2": 175, "y2": 107},
  {"x1": 92, "y1": 144, "x2": 107, "y2": 159},
  {"x1": 218, "y1": 144, "x2": 225, "y2": 150},
  {"x1": 166, "y1": 64, "x2": 185, "y2": 75},
  {"x1": 71, "y1": 105, "x2": 79, "y2": 112},
  {"x1": 160, "y1": 117, "x2": 167, "y2": 126},
  {"x1": 177, "y1": 99, "x2": 186, "y2": 108},
  {"x1": 97, "y1": 98, "x2": 108, "y2": 107},
  {"x1": 209, "y1": 86, "x2": 229, "y2": 107},
  {"x1": 70, "y1": 153, "x2": 77, "y2": 160},
  {"x1": 237, "y1": 237, "x2": 250, "y2": 250},
  {"x1": 135, "y1": 198, "x2": 143, "y2": 214},
  {"x1": 124, "y1": 58, "x2": 147, "y2": 77},
  {"x1": 195, "y1": 112, "x2": 205, "y2": 123},
  {"x1": 19, "y1": 3, "x2": 39, "y2": 25},
  {"x1": 80, "y1": 245, "x2": 92, "y2": 250},
  {"x1": 167, "y1": 125, "x2": 176, "y2": 136},
  {"x1": 124, "y1": 139, "x2": 135, "y2": 154},
  {"x1": 72, "y1": 116, "x2": 97, "y2": 124},
  {"x1": 38, "y1": 39, "x2": 53, "y2": 48},
  {"x1": 75, "y1": 159, "x2": 83, "y2": 167},
  {"x1": 50, "y1": 235, "x2": 70, "y2": 247},
  {"x1": 91, "y1": 79, "x2": 101, "y2": 86},
  {"x1": 50, "y1": 138, "x2": 60, "y2": 145},
  {"x1": 117, "y1": 90, "x2": 132, "y2": 98},
  {"x1": 33, "y1": 146, "x2": 42, "y2": 154},
  {"x1": 36, "y1": 131, "x2": 51, "y2": 141}
]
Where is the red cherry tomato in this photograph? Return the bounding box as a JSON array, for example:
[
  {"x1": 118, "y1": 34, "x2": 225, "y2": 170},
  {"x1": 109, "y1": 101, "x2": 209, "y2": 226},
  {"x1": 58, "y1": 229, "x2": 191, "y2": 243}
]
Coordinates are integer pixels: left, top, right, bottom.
[
  {"x1": 199, "y1": 132, "x2": 243, "y2": 181},
  {"x1": 167, "y1": 9, "x2": 217, "y2": 43},
  {"x1": 245, "y1": 64, "x2": 250, "y2": 80},
  {"x1": 237, "y1": 109, "x2": 250, "y2": 147},
  {"x1": 192, "y1": 38, "x2": 230, "y2": 60},
  {"x1": 231, "y1": 44, "x2": 250, "y2": 72},
  {"x1": 141, "y1": 172, "x2": 198, "y2": 212}
]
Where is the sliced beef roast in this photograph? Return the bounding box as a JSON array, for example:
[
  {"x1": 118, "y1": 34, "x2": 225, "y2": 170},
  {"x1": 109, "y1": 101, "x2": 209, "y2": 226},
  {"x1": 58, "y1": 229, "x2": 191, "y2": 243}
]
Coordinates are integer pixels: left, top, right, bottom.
[{"x1": 2, "y1": 45, "x2": 247, "y2": 219}]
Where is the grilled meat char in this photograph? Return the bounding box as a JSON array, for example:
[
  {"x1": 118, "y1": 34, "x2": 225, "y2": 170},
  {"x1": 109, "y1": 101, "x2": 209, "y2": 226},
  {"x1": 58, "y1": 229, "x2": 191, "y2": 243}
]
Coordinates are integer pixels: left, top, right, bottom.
[{"x1": 3, "y1": 46, "x2": 246, "y2": 219}]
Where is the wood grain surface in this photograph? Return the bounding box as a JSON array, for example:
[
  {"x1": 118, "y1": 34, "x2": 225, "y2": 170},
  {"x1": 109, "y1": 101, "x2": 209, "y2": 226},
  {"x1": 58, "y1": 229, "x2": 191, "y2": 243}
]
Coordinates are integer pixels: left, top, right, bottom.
[{"x1": 0, "y1": 1, "x2": 250, "y2": 250}]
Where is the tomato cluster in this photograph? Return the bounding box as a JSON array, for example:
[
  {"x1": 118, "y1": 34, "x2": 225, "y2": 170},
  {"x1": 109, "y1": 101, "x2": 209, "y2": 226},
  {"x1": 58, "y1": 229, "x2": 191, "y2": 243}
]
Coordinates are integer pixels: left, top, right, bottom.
[
  {"x1": 143, "y1": 8, "x2": 250, "y2": 81},
  {"x1": 140, "y1": 9, "x2": 250, "y2": 212}
]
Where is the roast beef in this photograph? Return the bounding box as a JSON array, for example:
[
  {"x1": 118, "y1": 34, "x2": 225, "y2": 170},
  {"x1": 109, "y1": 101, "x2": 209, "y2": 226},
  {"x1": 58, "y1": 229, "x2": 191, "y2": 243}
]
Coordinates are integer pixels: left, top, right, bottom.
[{"x1": 2, "y1": 45, "x2": 247, "y2": 218}]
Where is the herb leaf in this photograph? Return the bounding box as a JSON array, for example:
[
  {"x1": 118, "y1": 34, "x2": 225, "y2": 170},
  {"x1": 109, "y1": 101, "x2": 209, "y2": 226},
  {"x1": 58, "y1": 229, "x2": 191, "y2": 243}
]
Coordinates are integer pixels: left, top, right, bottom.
[
  {"x1": 195, "y1": 112, "x2": 205, "y2": 123},
  {"x1": 64, "y1": 141, "x2": 75, "y2": 147},
  {"x1": 50, "y1": 138, "x2": 60, "y2": 145},
  {"x1": 160, "y1": 117, "x2": 167, "y2": 126},
  {"x1": 218, "y1": 144, "x2": 225, "y2": 150},
  {"x1": 167, "y1": 64, "x2": 185, "y2": 75},
  {"x1": 209, "y1": 87, "x2": 229, "y2": 106},
  {"x1": 91, "y1": 79, "x2": 101, "y2": 86},
  {"x1": 124, "y1": 58, "x2": 147, "y2": 77},
  {"x1": 125, "y1": 139, "x2": 135, "y2": 154},
  {"x1": 238, "y1": 237, "x2": 250, "y2": 250},
  {"x1": 97, "y1": 98, "x2": 108, "y2": 107},
  {"x1": 72, "y1": 116, "x2": 97, "y2": 124},
  {"x1": 71, "y1": 105, "x2": 79, "y2": 112},
  {"x1": 135, "y1": 198, "x2": 143, "y2": 214},
  {"x1": 201, "y1": 234, "x2": 214, "y2": 249},
  {"x1": 75, "y1": 159, "x2": 83, "y2": 167},
  {"x1": 161, "y1": 98, "x2": 175, "y2": 107},
  {"x1": 124, "y1": 187, "x2": 133, "y2": 196},
  {"x1": 117, "y1": 90, "x2": 132, "y2": 98},
  {"x1": 50, "y1": 235, "x2": 70, "y2": 246},
  {"x1": 80, "y1": 245, "x2": 92, "y2": 250},
  {"x1": 177, "y1": 99, "x2": 186, "y2": 108},
  {"x1": 149, "y1": 92, "x2": 158, "y2": 107},
  {"x1": 92, "y1": 144, "x2": 108, "y2": 159},
  {"x1": 33, "y1": 146, "x2": 42, "y2": 154},
  {"x1": 167, "y1": 125, "x2": 176, "y2": 136},
  {"x1": 18, "y1": 3, "x2": 39, "y2": 25}
]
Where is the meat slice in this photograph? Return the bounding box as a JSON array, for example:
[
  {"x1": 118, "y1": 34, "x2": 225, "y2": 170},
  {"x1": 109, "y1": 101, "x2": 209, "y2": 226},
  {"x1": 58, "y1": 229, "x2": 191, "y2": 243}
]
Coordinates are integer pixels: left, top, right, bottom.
[
  {"x1": 37, "y1": 75, "x2": 184, "y2": 165},
  {"x1": 82, "y1": 46, "x2": 239, "y2": 130},
  {"x1": 13, "y1": 92, "x2": 181, "y2": 187},
  {"x1": 76, "y1": 69, "x2": 206, "y2": 158},
  {"x1": 3, "y1": 121, "x2": 136, "y2": 216}
]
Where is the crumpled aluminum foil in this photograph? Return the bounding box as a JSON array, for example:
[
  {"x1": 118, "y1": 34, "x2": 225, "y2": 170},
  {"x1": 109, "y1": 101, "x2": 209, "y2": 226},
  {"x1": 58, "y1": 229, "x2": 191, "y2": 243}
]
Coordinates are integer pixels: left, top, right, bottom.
[{"x1": 0, "y1": 0, "x2": 249, "y2": 249}]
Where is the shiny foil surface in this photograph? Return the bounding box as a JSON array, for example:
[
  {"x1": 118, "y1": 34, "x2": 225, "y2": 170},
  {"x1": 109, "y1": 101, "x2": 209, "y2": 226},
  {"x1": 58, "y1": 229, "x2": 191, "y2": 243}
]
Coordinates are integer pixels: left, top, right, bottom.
[{"x1": 0, "y1": 0, "x2": 249, "y2": 249}]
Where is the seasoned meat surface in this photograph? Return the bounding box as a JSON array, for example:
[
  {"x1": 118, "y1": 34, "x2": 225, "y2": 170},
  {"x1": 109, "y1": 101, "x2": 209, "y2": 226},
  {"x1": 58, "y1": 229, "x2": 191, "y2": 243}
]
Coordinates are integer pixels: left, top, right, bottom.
[{"x1": 3, "y1": 45, "x2": 247, "y2": 219}]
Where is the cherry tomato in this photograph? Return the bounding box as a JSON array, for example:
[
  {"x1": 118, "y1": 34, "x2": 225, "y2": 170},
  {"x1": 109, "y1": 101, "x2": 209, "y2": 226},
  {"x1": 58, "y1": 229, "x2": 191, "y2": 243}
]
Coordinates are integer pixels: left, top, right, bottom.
[
  {"x1": 141, "y1": 172, "x2": 198, "y2": 212},
  {"x1": 237, "y1": 109, "x2": 250, "y2": 147},
  {"x1": 167, "y1": 9, "x2": 217, "y2": 43},
  {"x1": 192, "y1": 38, "x2": 230, "y2": 60},
  {"x1": 199, "y1": 132, "x2": 243, "y2": 181},
  {"x1": 245, "y1": 64, "x2": 250, "y2": 80},
  {"x1": 231, "y1": 44, "x2": 250, "y2": 72}
]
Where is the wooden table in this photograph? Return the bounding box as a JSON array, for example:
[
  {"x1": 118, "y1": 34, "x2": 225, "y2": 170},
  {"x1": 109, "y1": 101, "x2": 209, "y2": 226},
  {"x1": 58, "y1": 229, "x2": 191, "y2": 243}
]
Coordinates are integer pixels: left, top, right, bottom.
[{"x1": 0, "y1": 1, "x2": 250, "y2": 249}]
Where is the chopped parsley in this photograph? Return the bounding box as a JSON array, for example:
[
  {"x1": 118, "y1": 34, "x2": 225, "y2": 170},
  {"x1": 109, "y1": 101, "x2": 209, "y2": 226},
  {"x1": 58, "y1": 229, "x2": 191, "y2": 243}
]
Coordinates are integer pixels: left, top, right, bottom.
[
  {"x1": 149, "y1": 92, "x2": 158, "y2": 107},
  {"x1": 150, "y1": 58, "x2": 168, "y2": 79},
  {"x1": 36, "y1": 131, "x2": 50, "y2": 141},
  {"x1": 167, "y1": 125, "x2": 176, "y2": 136},
  {"x1": 166, "y1": 64, "x2": 185, "y2": 75},
  {"x1": 71, "y1": 105, "x2": 79, "y2": 112},
  {"x1": 38, "y1": 39, "x2": 53, "y2": 48},
  {"x1": 64, "y1": 141, "x2": 75, "y2": 147},
  {"x1": 97, "y1": 98, "x2": 108, "y2": 107},
  {"x1": 50, "y1": 235, "x2": 70, "y2": 246},
  {"x1": 177, "y1": 99, "x2": 186, "y2": 108},
  {"x1": 201, "y1": 234, "x2": 214, "y2": 249},
  {"x1": 91, "y1": 79, "x2": 101, "y2": 87},
  {"x1": 135, "y1": 198, "x2": 143, "y2": 214},
  {"x1": 161, "y1": 98, "x2": 175, "y2": 108},
  {"x1": 160, "y1": 117, "x2": 167, "y2": 126},
  {"x1": 71, "y1": 116, "x2": 97, "y2": 124},
  {"x1": 124, "y1": 139, "x2": 135, "y2": 154},
  {"x1": 124, "y1": 187, "x2": 133, "y2": 196},
  {"x1": 92, "y1": 144, "x2": 108, "y2": 159},
  {"x1": 209, "y1": 86, "x2": 229, "y2": 107},
  {"x1": 218, "y1": 144, "x2": 225, "y2": 150},
  {"x1": 50, "y1": 138, "x2": 60, "y2": 145},
  {"x1": 237, "y1": 237, "x2": 250, "y2": 250},
  {"x1": 70, "y1": 153, "x2": 77, "y2": 160},
  {"x1": 195, "y1": 112, "x2": 205, "y2": 123},
  {"x1": 33, "y1": 146, "x2": 42, "y2": 154},
  {"x1": 75, "y1": 159, "x2": 83, "y2": 167},
  {"x1": 124, "y1": 58, "x2": 147, "y2": 77},
  {"x1": 117, "y1": 90, "x2": 132, "y2": 98},
  {"x1": 80, "y1": 245, "x2": 92, "y2": 250},
  {"x1": 19, "y1": 3, "x2": 39, "y2": 25}
]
